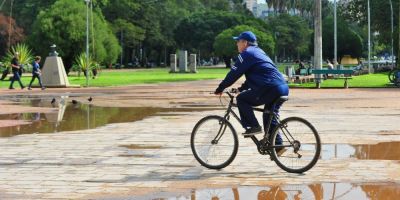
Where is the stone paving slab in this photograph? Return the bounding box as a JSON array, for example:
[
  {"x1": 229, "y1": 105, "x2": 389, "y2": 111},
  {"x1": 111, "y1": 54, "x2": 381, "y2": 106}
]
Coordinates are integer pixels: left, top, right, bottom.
[{"x1": 0, "y1": 80, "x2": 399, "y2": 199}]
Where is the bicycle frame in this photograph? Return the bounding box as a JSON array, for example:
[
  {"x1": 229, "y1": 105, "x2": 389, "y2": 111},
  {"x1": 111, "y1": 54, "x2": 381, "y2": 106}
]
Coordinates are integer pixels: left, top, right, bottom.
[{"x1": 214, "y1": 91, "x2": 293, "y2": 155}]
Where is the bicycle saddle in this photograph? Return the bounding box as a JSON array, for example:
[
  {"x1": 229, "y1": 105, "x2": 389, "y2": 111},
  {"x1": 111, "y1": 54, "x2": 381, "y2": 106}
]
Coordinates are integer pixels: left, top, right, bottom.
[{"x1": 273, "y1": 96, "x2": 289, "y2": 105}]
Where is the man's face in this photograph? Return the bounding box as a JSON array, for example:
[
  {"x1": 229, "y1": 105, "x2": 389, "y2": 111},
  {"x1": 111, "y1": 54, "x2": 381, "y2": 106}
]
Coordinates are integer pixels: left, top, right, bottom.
[{"x1": 236, "y1": 39, "x2": 248, "y2": 53}]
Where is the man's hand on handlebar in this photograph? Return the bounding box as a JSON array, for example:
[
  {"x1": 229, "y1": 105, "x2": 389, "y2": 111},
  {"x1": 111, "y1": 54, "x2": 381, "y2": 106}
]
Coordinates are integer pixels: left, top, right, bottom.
[
  {"x1": 214, "y1": 92, "x2": 222, "y2": 96},
  {"x1": 229, "y1": 88, "x2": 239, "y2": 94},
  {"x1": 214, "y1": 88, "x2": 239, "y2": 96}
]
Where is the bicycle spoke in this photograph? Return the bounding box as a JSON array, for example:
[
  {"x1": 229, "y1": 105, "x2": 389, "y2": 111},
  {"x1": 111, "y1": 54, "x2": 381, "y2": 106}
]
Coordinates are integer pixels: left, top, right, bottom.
[
  {"x1": 271, "y1": 117, "x2": 321, "y2": 173},
  {"x1": 191, "y1": 116, "x2": 238, "y2": 169}
]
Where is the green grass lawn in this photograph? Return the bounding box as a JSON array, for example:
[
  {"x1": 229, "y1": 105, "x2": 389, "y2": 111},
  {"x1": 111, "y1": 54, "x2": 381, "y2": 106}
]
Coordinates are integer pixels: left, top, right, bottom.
[
  {"x1": 0, "y1": 67, "x2": 229, "y2": 88},
  {"x1": 69, "y1": 68, "x2": 230, "y2": 87},
  {"x1": 289, "y1": 73, "x2": 392, "y2": 88},
  {"x1": 0, "y1": 67, "x2": 393, "y2": 88}
]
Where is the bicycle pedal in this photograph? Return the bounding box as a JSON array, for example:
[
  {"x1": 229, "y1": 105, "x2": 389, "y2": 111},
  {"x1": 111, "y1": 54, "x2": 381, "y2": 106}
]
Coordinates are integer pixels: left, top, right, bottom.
[{"x1": 269, "y1": 156, "x2": 274, "y2": 161}]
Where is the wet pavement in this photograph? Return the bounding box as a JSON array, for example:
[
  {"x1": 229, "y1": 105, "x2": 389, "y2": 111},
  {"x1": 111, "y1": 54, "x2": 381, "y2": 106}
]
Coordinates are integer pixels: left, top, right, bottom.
[
  {"x1": 0, "y1": 97, "x2": 217, "y2": 137},
  {"x1": 0, "y1": 80, "x2": 399, "y2": 199},
  {"x1": 125, "y1": 183, "x2": 400, "y2": 200}
]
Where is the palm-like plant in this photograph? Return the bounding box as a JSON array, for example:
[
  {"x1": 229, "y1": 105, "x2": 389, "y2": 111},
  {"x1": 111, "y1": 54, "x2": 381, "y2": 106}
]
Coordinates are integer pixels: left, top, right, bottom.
[
  {"x1": 1, "y1": 43, "x2": 34, "y2": 69},
  {"x1": 74, "y1": 52, "x2": 100, "y2": 77},
  {"x1": 0, "y1": 44, "x2": 33, "y2": 81}
]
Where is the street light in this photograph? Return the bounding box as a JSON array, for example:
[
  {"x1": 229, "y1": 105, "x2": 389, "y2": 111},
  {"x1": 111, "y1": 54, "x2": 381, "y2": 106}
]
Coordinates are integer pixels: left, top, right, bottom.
[
  {"x1": 85, "y1": 0, "x2": 90, "y2": 87},
  {"x1": 314, "y1": 0, "x2": 323, "y2": 87},
  {"x1": 368, "y1": 0, "x2": 371, "y2": 73},
  {"x1": 274, "y1": 32, "x2": 279, "y2": 63},
  {"x1": 390, "y1": 0, "x2": 394, "y2": 69},
  {"x1": 334, "y1": 0, "x2": 337, "y2": 68}
]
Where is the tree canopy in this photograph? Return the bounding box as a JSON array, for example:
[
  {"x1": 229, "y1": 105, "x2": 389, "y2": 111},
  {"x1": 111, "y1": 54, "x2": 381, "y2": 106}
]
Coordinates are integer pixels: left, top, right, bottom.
[
  {"x1": 213, "y1": 25, "x2": 275, "y2": 58},
  {"x1": 320, "y1": 16, "x2": 363, "y2": 61},
  {"x1": 0, "y1": 14, "x2": 24, "y2": 57},
  {"x1": 28, "y1": 0, "x2": 120, "y2": 72},
  {"x1": 1, "y1": 0, "x2": 390, "y2": 68},
  {"x1": 266, "y1": 14, "x2": 311, "y2": 60}
]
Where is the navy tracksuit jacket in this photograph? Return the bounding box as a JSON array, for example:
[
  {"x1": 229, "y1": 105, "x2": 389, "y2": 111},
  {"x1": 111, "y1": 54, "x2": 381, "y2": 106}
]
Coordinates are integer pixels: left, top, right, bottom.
[{"x1": 215, "y1": 45, "x2": 289, "y2": 136}]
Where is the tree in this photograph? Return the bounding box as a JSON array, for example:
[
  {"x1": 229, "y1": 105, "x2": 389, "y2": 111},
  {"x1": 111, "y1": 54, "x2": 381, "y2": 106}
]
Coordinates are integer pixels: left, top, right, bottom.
[
  {"x1": 339, "y1": 0, "x2": 399, "y2": 56},
  {"x1": 213, "y1": 25, "x2": 275, "y2": 67},
  {"x1": 200, "y1": 0, "x2": 230, "y2": 11},
  {"x1": 0, "y1": 13, "x2": 24, "y2": 57},
  {"x1": 6, "y1": 0, "x2": 109, "y2": 34},
  {"x1": 29, "y1": 0, "x2": 120, "y2": 73},
  {"x1": 174, "y1": 10, "x2": 268, "y2": 57},
  {"x1": 266, "y1": 14, "x2": 311, "y2": 60},
  {"x1": 322, "y1": 16, "x2": 363, "y2": 61}
]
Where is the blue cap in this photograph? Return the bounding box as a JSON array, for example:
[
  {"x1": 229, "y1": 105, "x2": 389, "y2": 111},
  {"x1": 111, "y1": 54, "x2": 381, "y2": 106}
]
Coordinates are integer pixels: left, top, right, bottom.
[{"x1": 233, "y1": 31, "x2": 257, "y2": 42}]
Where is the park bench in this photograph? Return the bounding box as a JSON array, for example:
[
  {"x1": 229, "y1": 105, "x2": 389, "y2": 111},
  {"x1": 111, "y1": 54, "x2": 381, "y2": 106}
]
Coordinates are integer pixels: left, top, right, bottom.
[
  {"x1": 311, "y1": 69, "x2": 354, "y2": 88},
  {"x1": 293, "y1": 68, "x2": 314, "y2": 84}
]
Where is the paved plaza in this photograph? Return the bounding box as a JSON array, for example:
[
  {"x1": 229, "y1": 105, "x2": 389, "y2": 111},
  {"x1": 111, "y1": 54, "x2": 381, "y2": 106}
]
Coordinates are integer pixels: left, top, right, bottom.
[{"x1": 0, "y1": 80, "x2": 400, "y2": 199}]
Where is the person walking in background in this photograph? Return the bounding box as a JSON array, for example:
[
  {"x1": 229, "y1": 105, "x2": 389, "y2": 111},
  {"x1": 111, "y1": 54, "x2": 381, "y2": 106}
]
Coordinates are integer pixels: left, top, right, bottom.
[
  {"x1": 9, "y1": 52, "x2": 25, "y2": 90},
  {"x1": 295, "y1": 60, "x2": 306, "y2": 75},
  {"x1": 327, "y1": 59, "x2": 334, "y2": 70},
  {"x1": 28, "y1": 56, "x2": 45, "y2": 90}
]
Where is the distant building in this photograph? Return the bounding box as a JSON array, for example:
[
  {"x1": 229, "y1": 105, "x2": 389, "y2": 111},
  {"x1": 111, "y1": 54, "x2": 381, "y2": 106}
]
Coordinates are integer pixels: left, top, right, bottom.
[
  {"x1": 252, "y1": 3, "x2": 273, "y2": 18},
  {"x1": 248, "y1": 1, "x2": 301, "y2": 19},
  {"x1": 245, "y1": 0, "x2": 256, "y2": 11}
]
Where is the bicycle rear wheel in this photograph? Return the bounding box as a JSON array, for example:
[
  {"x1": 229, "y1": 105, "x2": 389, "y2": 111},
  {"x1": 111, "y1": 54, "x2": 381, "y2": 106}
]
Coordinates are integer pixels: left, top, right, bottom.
[
  {"x1": 190, "y1": 115, "x2": 238, "y2": 169},
  {"x1": 388, "y1": 69, "x2": 400, "y2": 83},
  {"x1": 270, "y1": 117, "x2": 321, "y2": 173}
]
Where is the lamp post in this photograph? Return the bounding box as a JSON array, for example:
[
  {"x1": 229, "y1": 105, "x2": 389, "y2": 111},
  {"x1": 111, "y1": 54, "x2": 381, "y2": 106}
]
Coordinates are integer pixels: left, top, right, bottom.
[
  {"x1": 390, "y1": 0, "x2": 394, "y2": 69},
  {"x1": 368, "y1": 0, "x2": 371, "y2": 73},
  {"x1": 274, "y1": 32, "x2": 279, "y2": 63},
  {"x1": 85, "y1": 0, "x2": 90, "y2": 87},
  {"x1": 314, "y1": 0, "x2": 322, "y2": 87},
  {"x1": 334, "y1": 0, "x2": 337, "y2": 67}
]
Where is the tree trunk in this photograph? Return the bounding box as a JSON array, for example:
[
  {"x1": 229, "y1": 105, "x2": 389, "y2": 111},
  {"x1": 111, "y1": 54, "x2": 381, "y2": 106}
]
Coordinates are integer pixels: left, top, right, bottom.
[
  {"x1": 92, "y1": 69, "x2": 97, "y2": 77},
  {"x1": 223, "y1": 56, "x2": 231, "y2": 68}
]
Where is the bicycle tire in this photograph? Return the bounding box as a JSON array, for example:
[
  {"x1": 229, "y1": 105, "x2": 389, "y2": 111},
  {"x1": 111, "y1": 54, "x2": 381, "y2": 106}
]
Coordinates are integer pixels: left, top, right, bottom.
[
  {"x1": 270, "y1": 117, "x2": 321, "y2": 173},
  {"x1": 190, "y1": 115, "x2": 239, "y2": 169},
  {"x1": 388, "y1": 69, "x2": 400, "y2": 83}
]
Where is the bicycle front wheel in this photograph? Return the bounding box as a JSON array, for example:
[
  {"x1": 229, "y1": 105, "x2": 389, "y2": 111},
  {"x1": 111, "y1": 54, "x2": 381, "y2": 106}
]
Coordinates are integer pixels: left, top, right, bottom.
[
  {"x1": 270, "y1": 117, "x2": 321, "y2": 173},
  {"x1": 190, "y1": 115, "x2": 238, "y2": 169}
]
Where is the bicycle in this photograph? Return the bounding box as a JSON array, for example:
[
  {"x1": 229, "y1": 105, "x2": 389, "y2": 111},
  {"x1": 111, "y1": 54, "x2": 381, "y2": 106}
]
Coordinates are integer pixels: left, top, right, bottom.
[
  {"x1": 190, "y1": 89, "x2": 321, "y2": 173},
  {"x1": 388, "y1": 68, "x2": 400, "y2": 87}
]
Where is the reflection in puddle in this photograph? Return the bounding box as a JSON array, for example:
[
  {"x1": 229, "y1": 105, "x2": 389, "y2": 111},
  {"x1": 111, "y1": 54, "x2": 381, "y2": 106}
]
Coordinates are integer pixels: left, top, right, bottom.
[
  {"x1": 321, "y1": 143, "x2": 400, "y2": 161},
  {"x1": 0, "y1": 97, "x2": 214, "y2": 137},
  {"x1": 140, "y1": 183, "x2": 400, "y2": 200}
]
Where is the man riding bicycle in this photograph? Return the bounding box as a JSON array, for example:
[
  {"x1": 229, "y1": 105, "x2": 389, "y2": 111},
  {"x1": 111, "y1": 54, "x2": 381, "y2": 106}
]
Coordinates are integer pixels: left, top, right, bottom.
[{"x1": 214, "y1": 31, "x2": 289, "y2": 143}]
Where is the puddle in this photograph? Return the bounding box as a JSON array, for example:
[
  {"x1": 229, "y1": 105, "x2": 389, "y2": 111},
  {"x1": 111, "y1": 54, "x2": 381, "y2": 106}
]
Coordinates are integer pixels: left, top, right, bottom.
[
  {"x1": 0, "y1": 98, "x2": 217, "y2": 137},
  {"x1": 126, "y1": 183, "x2": 400, "y2": 200},
  {"x1": 321, "y1": 142, "x2": 400, "y2": 160}
]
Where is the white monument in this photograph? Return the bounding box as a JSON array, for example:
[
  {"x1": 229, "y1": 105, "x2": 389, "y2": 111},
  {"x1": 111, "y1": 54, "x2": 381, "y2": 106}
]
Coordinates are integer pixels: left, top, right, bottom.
[
  {"x1": 42, "y1": 45, "x2": 70, "y2": 87},
  {"x1": 170, "y1": 54, "x2": 177, "y2": 73},
  {"x1": 178, "y1": 50, "x2": 187, "y2": 72},
  {"x1": 189, "y1": 54, "x2": 197, "y2": 73}
]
